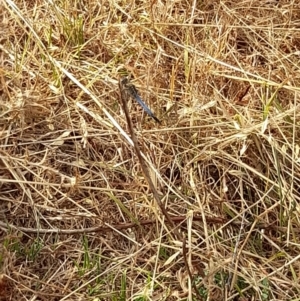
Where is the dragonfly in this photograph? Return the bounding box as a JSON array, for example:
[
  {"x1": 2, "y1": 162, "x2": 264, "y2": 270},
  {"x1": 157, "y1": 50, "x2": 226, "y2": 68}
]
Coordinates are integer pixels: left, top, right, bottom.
[{"x1": 120, "y1": 77, "x2": 160, "y2": 123}]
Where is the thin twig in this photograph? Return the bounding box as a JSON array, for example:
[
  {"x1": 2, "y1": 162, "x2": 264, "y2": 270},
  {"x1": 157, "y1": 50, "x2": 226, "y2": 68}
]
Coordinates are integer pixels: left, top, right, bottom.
[
  {"x1": 182, "y1": 238, "x2": 204, "y2": 300},
  {"x1": 0, "y1": 215, "x2": 226, "y2": 234},
  {"x1": 118, "y1": 77, "x2": 182, "y2": 240}
]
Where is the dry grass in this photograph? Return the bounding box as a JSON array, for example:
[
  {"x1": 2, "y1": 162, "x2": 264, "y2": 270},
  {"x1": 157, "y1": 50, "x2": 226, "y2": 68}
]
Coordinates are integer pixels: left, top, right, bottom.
[{"x1": 1, "y1": 0, "x2": 300, "y2": 300}]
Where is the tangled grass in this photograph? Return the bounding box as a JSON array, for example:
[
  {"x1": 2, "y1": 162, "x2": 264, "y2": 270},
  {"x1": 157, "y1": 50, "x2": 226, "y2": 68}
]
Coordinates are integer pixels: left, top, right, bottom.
[{"x1": 1, "y1": 0, "x2": 300, "y2": 300}]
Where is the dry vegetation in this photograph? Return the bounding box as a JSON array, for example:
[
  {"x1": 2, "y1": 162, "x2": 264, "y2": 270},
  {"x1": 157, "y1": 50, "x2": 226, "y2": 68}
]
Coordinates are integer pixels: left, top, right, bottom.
[{"x1": 1, "y1": 0, "x2": 300, "y2": 300}]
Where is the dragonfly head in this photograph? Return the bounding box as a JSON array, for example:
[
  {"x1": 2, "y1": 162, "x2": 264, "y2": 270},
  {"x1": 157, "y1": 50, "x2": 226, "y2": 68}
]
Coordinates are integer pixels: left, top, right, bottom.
[{"x1": 120, "y1": 76, "x2": 130, "y2": 86}]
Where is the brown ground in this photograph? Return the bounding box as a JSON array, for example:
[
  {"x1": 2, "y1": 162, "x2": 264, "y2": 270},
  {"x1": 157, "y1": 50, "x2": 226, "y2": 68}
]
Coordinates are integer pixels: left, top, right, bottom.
[{"x1": 1, "y1": 0, "x2": 300, "y2": 300}]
